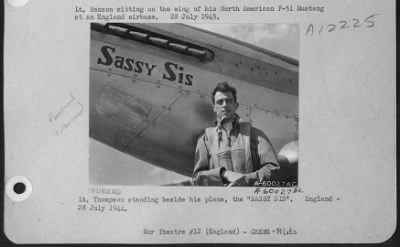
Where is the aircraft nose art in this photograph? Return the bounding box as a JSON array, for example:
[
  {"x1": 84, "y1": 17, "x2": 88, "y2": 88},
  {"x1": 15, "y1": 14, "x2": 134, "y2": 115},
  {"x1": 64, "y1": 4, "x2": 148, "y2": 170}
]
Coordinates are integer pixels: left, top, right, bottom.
[{"x1": 89, "y1": 39, "x2": 215, "y2": 175}]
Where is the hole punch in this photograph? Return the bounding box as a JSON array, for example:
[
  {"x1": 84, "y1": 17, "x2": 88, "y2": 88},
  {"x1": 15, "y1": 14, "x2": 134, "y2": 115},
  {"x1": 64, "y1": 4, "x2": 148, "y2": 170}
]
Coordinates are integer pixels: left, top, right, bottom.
[
  {"x1": 13, "y1": 182, "x2": 26, "y2": 194},
  {"x1": 6, "y1": 176, "x2": 32, "y2": 202}
]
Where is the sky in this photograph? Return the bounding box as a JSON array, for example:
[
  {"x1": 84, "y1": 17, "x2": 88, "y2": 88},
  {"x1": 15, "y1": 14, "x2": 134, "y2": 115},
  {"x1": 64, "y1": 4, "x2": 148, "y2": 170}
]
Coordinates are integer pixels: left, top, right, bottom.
[
  {"x1": 190, "y1": 24, "x2": 299, "y2": 59},
  {"x1": 90, "y1": 23, "x2": 299, "y2": 186}
]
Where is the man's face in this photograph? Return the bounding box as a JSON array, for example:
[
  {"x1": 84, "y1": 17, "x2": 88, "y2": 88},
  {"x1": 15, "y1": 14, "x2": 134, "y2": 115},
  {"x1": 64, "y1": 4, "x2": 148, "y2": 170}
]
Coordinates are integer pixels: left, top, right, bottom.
[{"x1": 213, "y1": 91, "x2": 238, "y2": 120}]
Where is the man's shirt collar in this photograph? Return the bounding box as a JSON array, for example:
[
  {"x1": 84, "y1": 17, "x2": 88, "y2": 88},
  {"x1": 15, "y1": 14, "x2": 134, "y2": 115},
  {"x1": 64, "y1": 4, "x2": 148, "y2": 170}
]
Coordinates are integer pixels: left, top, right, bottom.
[{"x1": 215, "y1": 114, "x2": 240, "y2": 132}]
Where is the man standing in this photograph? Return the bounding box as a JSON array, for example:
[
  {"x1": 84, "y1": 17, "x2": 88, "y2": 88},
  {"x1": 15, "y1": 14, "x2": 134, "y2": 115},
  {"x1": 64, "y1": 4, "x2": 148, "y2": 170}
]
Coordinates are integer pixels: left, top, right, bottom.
[{"x1": 192, "y1": 82, "x2": 280, "y2": 186}]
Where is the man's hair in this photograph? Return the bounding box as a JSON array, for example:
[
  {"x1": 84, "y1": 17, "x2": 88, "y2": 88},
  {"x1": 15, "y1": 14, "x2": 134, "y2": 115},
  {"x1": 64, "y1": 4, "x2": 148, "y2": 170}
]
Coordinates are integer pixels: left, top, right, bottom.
[{"x1": 211, "y1": 81, "x2": 237, "y2": 104}]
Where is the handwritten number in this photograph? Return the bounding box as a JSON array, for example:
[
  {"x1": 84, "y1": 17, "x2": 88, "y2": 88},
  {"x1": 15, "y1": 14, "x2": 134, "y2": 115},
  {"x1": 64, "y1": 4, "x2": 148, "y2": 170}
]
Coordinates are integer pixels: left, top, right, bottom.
[
  {"x1": 327, "y1": 24, "x2": 336, "y2": 32},
  {"x1": 307, "y1": 14, "x2": 377, "y2": 36},
  {"x1": 339, "y1": 20, "x2": 348, "y2": 29},
  {"x1": 364, "y1": 14, "x2": 378, "y2": 28},
  {"x1": 352, "y1": 18, "x2": 361, "y2": 28},
  {"x1": 318, "y1": 25, "x2": 324, "y2": 35}
]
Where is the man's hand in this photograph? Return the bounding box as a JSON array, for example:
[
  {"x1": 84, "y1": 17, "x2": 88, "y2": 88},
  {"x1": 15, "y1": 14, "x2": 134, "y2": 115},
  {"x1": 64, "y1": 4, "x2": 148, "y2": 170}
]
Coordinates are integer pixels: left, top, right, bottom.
[{"x1": 223, "y1": 171, "x2": 248, "y2": 186}]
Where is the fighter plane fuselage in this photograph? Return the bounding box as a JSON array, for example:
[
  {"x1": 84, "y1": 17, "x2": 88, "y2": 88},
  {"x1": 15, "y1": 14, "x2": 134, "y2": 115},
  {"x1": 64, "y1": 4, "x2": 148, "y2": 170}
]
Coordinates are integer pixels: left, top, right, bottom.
[{"x1": 89, "y1": 23, "x2": 298, "y2": 178}]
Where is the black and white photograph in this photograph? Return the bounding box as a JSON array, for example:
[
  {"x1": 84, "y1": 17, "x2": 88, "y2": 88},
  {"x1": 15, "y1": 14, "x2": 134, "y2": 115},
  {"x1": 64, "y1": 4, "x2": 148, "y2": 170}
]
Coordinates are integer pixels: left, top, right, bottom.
[
  {"x1": 4, "y1": 0, "x2": 396, "y2": 244},
  {"x1": 89, "y1": 23, "x2": 299, "y2": 186}
]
